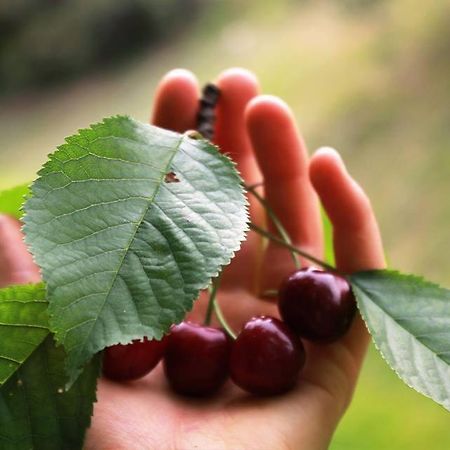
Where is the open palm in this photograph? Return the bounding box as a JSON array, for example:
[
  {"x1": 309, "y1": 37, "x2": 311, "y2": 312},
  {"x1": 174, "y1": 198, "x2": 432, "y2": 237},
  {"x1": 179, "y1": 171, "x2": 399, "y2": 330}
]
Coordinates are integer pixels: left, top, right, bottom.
[{"x1": 0, "y1": 68, "x2": 384, "y2": 450}]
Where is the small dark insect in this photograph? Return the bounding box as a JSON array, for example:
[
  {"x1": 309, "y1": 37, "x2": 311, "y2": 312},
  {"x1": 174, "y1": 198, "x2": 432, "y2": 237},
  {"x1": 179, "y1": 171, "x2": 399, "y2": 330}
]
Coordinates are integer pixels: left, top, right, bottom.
[
  {"x1": 196, "y1": 83, "x2": 221, "y2": 141},
  {"x1": 164, "y1": 172, "x2": 180, "y2": 183}
]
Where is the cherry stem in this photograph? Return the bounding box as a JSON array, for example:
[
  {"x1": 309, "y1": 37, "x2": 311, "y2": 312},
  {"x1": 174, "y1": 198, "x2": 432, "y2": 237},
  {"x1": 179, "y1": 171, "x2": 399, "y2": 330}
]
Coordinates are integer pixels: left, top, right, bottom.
[
  {"x1": 249, "y1": 223, "x2": 337, "y2": 272},
  {"x1": 261, "y1": 289, "x2": 279, "y2": 299},
  {"x1": 204, "y1": 275, "x2": 220, "y2": 326},
  {"x1": 245, "y1": 181, "x2": 264, "y2": 190},
  {"x1": 213, "y1": 298, "x2": 237, "y2": 340},
  {"x1": 245, "y1": 184, "x2": 300, "y2": 269},
  {"x1": 204, "y1": 274, "x2": 237, "y2": 339}
]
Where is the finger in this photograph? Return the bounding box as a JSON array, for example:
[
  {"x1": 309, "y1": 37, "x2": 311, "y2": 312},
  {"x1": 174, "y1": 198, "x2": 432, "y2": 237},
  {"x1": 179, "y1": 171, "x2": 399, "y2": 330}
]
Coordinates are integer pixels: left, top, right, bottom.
[
  {"x1": 309, "y1": 147, "x2": 385, "y2": 274},
  {"x1": 214, "y1": 68, "x2": 261, "y2": 185},
  {"x1": 0, "y1": 215, "x2": 41, "y2": 287},
  {"x1": 213, "y1": 68, "x2": 263, "y2": 290},
  {"x1": 310, "y1": 147, "x2": 385, "y2": 357},
  {"x1": 300, "y1": 147, "x2": 385, "y2": 410},
  {"x1": 246, "y1": 96, "x2": 323, "y2": 290},
  {"x1": 151, "y1": 69, "x2": 199, "y2": 132}
]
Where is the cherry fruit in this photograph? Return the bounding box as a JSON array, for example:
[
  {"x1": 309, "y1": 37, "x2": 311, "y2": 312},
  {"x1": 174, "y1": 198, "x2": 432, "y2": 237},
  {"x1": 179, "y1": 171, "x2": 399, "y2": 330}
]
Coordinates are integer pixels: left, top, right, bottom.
[
  {"x1": 230, "y1": 316, "x2": 305, "y2": 395},
  {"x1": 163, "y1": 321, "x2": 231, "y2": 397},
  {"x1": 278, "y1": 267, "x2": 356, "y2": 342},
  {"x1": 103, "y1": 337, "x2": 167, "y2": 381}
]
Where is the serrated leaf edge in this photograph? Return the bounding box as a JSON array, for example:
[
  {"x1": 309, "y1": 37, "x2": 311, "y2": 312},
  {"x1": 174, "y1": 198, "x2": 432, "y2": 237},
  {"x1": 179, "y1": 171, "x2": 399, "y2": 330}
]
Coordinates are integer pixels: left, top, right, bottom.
[
  {"x1": 351, "y1": 269, "x2": 450, "y2": 412},
  {"x1": 23, "y1": 118, "x2": 250, "y2": 383}
]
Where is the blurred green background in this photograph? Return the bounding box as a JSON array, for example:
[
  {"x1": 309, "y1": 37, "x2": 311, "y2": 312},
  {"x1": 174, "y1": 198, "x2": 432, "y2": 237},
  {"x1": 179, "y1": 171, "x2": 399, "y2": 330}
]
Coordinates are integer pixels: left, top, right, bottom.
[{"x1": 0, "y1": 0, "x2": 449, "y2": 448}]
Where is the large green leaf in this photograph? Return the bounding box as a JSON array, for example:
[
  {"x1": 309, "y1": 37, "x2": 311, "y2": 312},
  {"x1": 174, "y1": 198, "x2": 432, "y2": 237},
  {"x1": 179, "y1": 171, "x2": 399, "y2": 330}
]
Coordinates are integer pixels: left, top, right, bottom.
[
  {"x1": 0, "y1": 183, "x2": 29, "y2": 219},
  {"x1": 0, "y1": 336, "x2": 100, "y2": 450},
  {"x1": 351, "y1": 270, "x2": 450, "y2": 411},
  {"x1": 23, "y1": 116, "x2": 248, "y2": 382},
  {"x1": 0, "y1": 283, "x2": 48, "y2": 385}
]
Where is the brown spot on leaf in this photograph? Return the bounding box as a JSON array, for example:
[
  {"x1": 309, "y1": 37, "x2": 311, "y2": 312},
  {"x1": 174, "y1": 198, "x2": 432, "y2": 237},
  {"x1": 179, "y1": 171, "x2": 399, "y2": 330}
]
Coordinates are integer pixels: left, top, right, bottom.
[{"x1": 164, "y1": 172, "x2": 180, "y2": 183}]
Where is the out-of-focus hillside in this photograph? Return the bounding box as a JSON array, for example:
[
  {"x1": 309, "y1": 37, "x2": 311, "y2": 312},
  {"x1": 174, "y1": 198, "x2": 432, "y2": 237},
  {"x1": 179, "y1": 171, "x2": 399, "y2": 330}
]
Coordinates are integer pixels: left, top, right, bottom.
[
  {"x1": 0, "y1": 1, "x2": 449, "y2": 448},
  {"x1": 0, "y1": 0, "x2": 202, "y2": 94}
]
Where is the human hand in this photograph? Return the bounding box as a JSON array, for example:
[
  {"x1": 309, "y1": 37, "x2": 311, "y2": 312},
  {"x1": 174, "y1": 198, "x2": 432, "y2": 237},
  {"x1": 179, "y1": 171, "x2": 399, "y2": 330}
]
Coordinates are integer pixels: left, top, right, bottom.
[{"x1": 0, "y1": 68, "x2": 385, "y2": 450}]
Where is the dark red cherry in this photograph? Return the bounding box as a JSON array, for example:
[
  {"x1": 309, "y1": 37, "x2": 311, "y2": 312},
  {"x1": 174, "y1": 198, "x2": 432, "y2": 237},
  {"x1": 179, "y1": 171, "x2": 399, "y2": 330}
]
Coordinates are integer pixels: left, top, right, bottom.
[
  {"x1": 102, "y1": 337, "x2": 167, "y2": 381},
  {"x1": 163, "y1": 322, "x2": 231, "y2": 397},
  {"x1": 278, "y1": 267, "x2": 356, "y2": 342},
  {"x1": 230, "y1": 316, "x2": 305, "y2": 395}
]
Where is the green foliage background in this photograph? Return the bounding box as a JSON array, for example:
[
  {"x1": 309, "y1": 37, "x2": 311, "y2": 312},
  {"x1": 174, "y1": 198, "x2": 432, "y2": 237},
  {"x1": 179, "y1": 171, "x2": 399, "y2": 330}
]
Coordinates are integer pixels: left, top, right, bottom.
[{"x1": 0, "y1": 0, "x2": 449, "y2": 448}]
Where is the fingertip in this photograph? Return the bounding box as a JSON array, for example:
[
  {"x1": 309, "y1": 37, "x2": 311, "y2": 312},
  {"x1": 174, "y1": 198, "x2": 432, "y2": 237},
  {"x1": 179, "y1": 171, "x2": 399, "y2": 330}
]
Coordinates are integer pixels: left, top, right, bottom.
[
  {"x1": 216, "y1": 67, "x2": 260, "y2": 103},
  {"x1": 213, "y1": 67, "x2": 260, "y2": 170},
  {"x1": 216, "y1": 67, "x2": 259, "y2": 86},
  {"x1": 245, "y1": 94, "x2": 308, "y2": 181},
  {"x1": 245, "y1": 95, "x2": 296, "y2": 130},
  {"x1": 161, "y1": 68, "x2": 198, "y2": 85},
  {"x1": 151, "y1": 69, "x2": 199, "y2": 132},
  {"x1": 313, "y1": 146, "x2": 343, "y2": 162},
  {"x1": 311, "y1": 148, "x2": 373, "y2": 215},
  {"x1": 309, "y1": 147, "x2": 346, "y2": 188},
  {"x1": 311, "y1": 146, "x2": 368, "y2": 199},
  {"x1": 309, "y1": 147, "x2": 385, "y2": 272}
]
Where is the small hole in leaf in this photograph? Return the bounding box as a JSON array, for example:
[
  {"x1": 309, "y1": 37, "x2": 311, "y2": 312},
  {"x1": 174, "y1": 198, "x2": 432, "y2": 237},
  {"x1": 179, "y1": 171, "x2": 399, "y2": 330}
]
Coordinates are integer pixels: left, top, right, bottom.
[{"x1": 164, "y1": 172, "x2": 180, "y2": 183}]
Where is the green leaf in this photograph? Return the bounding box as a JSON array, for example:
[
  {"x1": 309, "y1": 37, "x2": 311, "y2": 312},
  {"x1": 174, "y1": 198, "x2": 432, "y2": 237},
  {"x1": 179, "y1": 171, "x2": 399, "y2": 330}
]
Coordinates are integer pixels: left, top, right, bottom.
[
  {"x1": 351, "y1": 270, "x2": 450, "y2": 411},
  {"x1": 23, "y1": 116, "x2": 248, "y2": 383},
  {"x1": 0, "y1": 183, "x2": 30, "y2": 219},
  {"x1": 0, "y1": 284, "x2": 99, "y2": 448},
  {"x1": 0, "y1": 283, "x2": 48, "y2": 386},
  {"x1": 0, "y1": 336, "x2": 100, "y2": 450}
]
